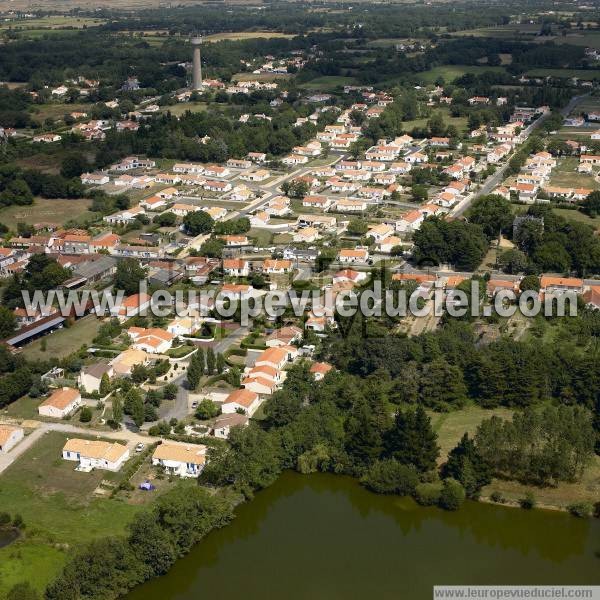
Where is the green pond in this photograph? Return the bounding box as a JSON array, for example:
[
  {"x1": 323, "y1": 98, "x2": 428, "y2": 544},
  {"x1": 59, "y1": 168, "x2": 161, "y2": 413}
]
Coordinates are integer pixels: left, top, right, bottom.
[{"x1": 128, "y1": 472, "x2": 600, "y2": 600}]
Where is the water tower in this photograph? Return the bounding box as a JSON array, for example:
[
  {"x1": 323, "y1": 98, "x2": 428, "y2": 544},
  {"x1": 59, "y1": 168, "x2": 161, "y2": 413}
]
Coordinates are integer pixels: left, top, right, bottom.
[{"x1": 191, "y1": 35, "x2": 203, "y2": 90}]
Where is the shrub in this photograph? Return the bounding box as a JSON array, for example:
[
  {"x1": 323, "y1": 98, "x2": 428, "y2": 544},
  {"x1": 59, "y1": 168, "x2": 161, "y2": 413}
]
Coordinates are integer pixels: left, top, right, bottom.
[
  {"x1": 519, "y1": 492, "x2": 536, "y2": 510},
  {"x1": 594, "y1": 501, "x2": 600, "y2": 519},
  {"x1": 414, "y1": 482, "x2": 442, "y2": 506},
  {"x1": 361, "y1": 460, "x2": 419, "y2": 495},
  {"x1": 79, "y1": 406, "x2": 92, "y2": 422},
  {"x1": 567, "y1": 502, "x2": 593, "y2": 518},
  {"x1": 438, "y1": 478, "x2": 466, "y2": 511},
  {"x1": 12, "y1": 514, "x2": 24, "y2": 529},
  {"x1": 490, "y1": 491, "x2": 505, "y2": 504},
  {"x1": 0, "y1": 511, "x2": 11, "y2": 526}
]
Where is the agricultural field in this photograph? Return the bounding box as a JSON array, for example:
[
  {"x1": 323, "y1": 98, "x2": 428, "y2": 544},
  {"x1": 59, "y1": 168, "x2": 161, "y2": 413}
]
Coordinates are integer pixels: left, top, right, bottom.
[
  {"x1": 233, "y1": 72, "x2": 291, "y2": 82},
  {"x1": 0, "y1": 198, "x2": 97, "y2": 229},
  {"x1": 0, "y1": 16, "x2": 105, "y2": 30}
]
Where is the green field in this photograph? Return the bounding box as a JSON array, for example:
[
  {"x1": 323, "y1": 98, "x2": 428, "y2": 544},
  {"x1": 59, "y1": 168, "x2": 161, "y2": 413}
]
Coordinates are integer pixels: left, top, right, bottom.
[
  {"x1": 299, "y1": 76, "x2": 359, "y2": 91},
  {"x1": 429, "y1": 404, "x2": 514, "y2": 461},
  {"x1": 0, "y1": 198, "x2": 96, "y2": 229},
  {"x1": 549, "y1": 156, "x2": 599, "y2": 190},
  {"x1": 204, "y1": 31, "x2": 296, "y2": 43},
  {"x1": 414, "y1": 65, "x2": 505, "y2": 85},
  {"x1": 526, "y1": 68, "x2": 600, "y2": 79},
  {"x1": 21, "y1": 316, "x2": 102, "y2": 361},
  {"x1": 162, "y1": 101, "x2": 209, "y2": 117},
  {"x1": 553, "y1": 208, "x2": 600, "y2": 229},
  {"x1": 0, "y1": 431, "x2": 142, "y2": 596}
]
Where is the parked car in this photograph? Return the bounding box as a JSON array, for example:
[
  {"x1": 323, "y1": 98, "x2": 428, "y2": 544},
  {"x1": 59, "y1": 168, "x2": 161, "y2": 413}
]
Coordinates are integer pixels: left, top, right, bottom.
[{"x1": 135, "y1": 443, "x2": 145, "y2": 453}]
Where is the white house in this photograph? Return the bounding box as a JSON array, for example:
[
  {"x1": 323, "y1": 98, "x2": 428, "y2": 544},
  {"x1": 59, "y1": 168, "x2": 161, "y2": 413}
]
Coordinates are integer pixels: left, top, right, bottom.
[
  {"x1": 338, "y1": 248, "x2": 369, "y2": 263},
  {"x1": 221, "y1": 388, "x2": 261, "y2": 416},
  {"x1": 0, "y1": 425, "x2": 24, "y2": 453},
  {"x1": 127, "y1": 327, "x2": 175, "y2": 354},
  {"x1": 38, "y1": 387, "x2": 82, "y2": 419},
  {"x1": 210, "y1": 413, "x2": 249, "y2": 439},
  {"x1": 152, "y1": 442, "x2": 207, "y2": 478},
  {"x1": 78, "y1": 363, "x2": 113, "y2": 394},
  {"x1": 62, "y1": 439, "x2": 130, "y2": 472}
]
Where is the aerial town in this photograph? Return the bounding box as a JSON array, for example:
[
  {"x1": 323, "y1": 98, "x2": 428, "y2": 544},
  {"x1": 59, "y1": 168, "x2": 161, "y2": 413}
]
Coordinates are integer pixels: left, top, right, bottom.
[{"x1": 0, "y1": 2, "x2": 600, "y2": 599}]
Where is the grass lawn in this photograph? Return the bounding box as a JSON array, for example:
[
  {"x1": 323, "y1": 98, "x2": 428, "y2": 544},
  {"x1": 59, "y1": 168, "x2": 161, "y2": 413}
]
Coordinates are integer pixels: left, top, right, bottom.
[
  {"x1": 248, "y1": 228, "x2": 274, "y2": 247},
  {"x1": 21, "y1": 316, "x2": 102, "y2": 361},
  {"x1": 0, "y1": 431, "x2": 143, "y2": 596},
  {"x1": 400, "y1": 106, "x2": 469, "y2": 132},
  {"x1": 0, "y1": 198, "x2": 96, "y2": 229},
  {"x1": 2, "y1": 396, "x2": 43, "y2": 420},
  {"x1": 299, "y1": 76, "x2": 359, "y2": 91}
]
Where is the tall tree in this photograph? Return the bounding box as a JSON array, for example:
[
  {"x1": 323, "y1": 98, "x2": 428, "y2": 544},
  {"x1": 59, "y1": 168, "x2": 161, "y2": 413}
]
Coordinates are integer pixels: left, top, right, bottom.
[{"x1": 385, "y1": 405, "x2": 439, "y2": 473}]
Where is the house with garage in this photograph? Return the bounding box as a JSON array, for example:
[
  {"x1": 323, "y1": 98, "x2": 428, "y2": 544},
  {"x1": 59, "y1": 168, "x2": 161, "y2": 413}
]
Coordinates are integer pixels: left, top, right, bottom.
[
  {"x1": 221, "y1": 388, "x2": 261, "y2": 416},
  {"x1": 127, "y1": 327, "x2": 175, "y2": 354},
  {"x1": 62, "y1": 439, "x2": 130, "y2": 472},
  {"x1": 152, "y1": 442, "x2": 207, "y2": 478},
  {"x1": 38, "y1": 387, "x2": 82, "y2": 419},
  {"x1": 78, "y1": 363, "x2": 114, "y2": 393},
  {"x1": 0, "y1": 425, "x2": 24, "y2": 453}
]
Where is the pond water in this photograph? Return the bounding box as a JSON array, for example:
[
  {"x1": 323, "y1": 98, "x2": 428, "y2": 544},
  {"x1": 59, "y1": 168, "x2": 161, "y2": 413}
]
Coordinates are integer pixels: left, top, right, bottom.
[{"x1": 128, "y1": 471, "x2": 600, "y2": 600}]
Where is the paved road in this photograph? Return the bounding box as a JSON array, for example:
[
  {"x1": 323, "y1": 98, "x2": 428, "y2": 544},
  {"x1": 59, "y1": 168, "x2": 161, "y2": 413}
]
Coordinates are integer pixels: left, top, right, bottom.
[
  {"x1": 157, "y1": 325, "x2": 248, "y2": 422},
  {"x1": 0, "y1": 422, "x2": 158, "y2": 475},
  {"x1": 450, "y1": 94, "x2": 590, "y2": 219}
]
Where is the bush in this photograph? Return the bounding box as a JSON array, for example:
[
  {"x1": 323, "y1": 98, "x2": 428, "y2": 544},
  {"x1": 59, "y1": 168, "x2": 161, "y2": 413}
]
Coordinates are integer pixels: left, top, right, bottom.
[
  {"x1": 361, "y1": 460, "x2": 419, "y2": 495},
  {"x1": 490, "y1": 491, "x2": 505, "y2": 504},
  {"x1": 438, "y1": 478, "x2": 466, "y2": 511},
  {"x1": 567, "y1": 502, "x2": 593, "y2": 518},
  {"x1": 12, "y1": 514, "x2": 24, "y2": 529},
  {"x1": 0, "y1": 511, "x2": 11, "y2": 526},
  {"x1": 519, "y1": 492, "x2": 536, "y2": 510},
  {"x1": 414, "y1": 482, "x2": 442, "y2": 506},
  {"x1": 79, "y1": 406, "x2": 92, "y2": 422},
  {"x1": 195, "y1": 399, "x2": 220, "y2": 420},
  {"x1": 594, "y1": 502, "x2": 600, "y2": 519}
]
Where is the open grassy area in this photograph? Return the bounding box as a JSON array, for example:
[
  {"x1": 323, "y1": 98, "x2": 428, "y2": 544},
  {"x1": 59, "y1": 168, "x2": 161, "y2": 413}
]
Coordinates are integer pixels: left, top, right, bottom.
[
  {"x1": 28, "y1": 102, "x2": 90, "y2": 122},
  {"x1": 429, "y1": 404, "x2": 514, "y2": 461},
  {"x1": 553, "y1": 208, "x2": 600, "y2": 230},
  {"x1": 233, "y1": 72, "x2": 291, "y2": 83},
  {"x1": 0, "y1": 16, "x2": 106, "y2": 30},
  {"x1": 162, "y1": 101, "x2": 209, "y2": 117},
  {"x1": 0, "y1": 198, "x2": 96, "y2": 229},
  {"x1": 414, "y1": 65, "x2": 505, "y2": 85},
  {"x1": 526, "y1": 68, "x2": 600, "y2": 79},
  {"x1": 299, "y1": 76, "x2": 359, "y2": 91},
  {"x1": 2, "y1": 395, "x2": 43, "y2": 420},
  {"x1": 549, "y1": 156, "x2": 599, "y2": 190},
  {"x1": 400, "y1": 106, "x2": 469, "y2": 133},
  {"x1": 430, "y1": 402, "x2": 600, "y2": 510},
  {"x1": 0, "y1": 431, "x2": 143, "y2": 596},
  {"x1": 21, "y1": 316, "x2": 102, "y2": 362},
  {"x1": 204, "y1": 31, "x2": 296, "y2": 43}
]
